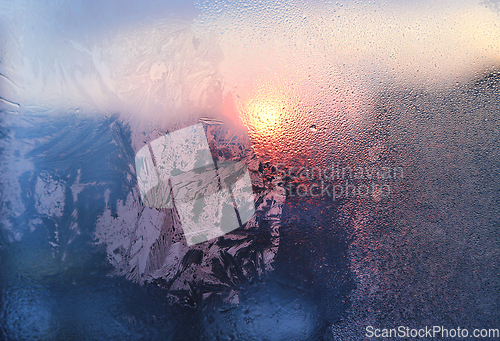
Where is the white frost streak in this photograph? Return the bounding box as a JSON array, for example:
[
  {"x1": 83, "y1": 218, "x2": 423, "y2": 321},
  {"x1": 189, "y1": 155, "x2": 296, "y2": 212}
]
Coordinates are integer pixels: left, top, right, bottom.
[
  {"x1": 94, "y1": 192, "x2": 164, "y2": 283},
  {"x1": 34, "y1": 175, "x2": 65, "y2": 218}
]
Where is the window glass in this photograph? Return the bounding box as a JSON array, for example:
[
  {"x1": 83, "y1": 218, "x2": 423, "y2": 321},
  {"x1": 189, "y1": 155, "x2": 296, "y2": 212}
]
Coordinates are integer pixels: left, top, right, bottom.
[{"x1": 1, "y1": 1, "x2": 499, "y2": 340}]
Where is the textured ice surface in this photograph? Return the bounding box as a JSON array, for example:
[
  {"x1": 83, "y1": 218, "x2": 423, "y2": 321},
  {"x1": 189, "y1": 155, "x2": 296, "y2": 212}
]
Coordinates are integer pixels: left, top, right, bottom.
[
  {"x1": 135, "y1": 123, "x2": 256, "y2": 245},
  {"x1": 1, "y1": 0, "x2": 500, "y2": 340},
  {"x1": 91, "y1": 122, "x2": 283, "y2": 300}
]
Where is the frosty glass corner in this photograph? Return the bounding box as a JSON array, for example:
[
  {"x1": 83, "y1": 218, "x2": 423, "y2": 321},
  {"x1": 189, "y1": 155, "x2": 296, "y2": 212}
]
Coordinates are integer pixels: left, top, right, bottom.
[{"x1": 134, "y1": 123, "x2": 255, "y2": 245}]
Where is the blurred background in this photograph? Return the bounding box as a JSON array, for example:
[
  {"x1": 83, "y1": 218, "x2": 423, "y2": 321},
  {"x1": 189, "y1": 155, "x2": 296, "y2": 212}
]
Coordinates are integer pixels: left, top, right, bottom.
[{"x1": 1, "y1": 0, "x2": 499, "y2": 339}]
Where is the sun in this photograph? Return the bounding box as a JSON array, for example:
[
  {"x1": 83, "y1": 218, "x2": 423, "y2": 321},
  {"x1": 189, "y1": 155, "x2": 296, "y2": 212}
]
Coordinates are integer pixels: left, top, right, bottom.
[{"x1": 241, "y1": 91, "x2": 290, "y2": 139}]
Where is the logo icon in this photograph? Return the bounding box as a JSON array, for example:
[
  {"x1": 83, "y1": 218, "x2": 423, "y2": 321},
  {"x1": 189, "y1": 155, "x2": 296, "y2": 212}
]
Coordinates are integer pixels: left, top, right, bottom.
[{"x1": 135, "y1": 123, "x2": 255, "y2": 245}]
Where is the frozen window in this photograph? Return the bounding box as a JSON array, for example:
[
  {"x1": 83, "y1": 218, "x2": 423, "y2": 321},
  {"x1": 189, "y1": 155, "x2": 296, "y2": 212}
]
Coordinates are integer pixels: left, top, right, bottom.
[{"x1": 1, "y1": 1, "x2": 499, "y2": 340}]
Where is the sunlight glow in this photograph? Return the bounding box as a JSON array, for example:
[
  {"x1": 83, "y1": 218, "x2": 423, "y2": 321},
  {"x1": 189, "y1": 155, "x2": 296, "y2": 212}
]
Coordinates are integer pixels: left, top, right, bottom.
[{"x1": 241, "y1": 90, "x2": 290, "y2": 138}]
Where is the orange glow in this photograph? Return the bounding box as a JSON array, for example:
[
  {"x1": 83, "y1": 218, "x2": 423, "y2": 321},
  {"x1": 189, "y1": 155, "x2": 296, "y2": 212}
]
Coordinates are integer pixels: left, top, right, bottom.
[{"x1": 240, "y1": 90, "x2": 290, "y2": 138}]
